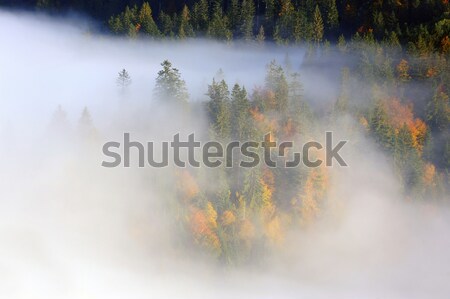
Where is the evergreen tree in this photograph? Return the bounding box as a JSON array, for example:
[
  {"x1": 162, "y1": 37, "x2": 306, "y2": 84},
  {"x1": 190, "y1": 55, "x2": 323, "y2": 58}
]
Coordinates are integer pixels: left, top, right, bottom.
[
  {"x1": 228, "y1": 0, "x2": 241, "y2": 31},
  {"x1": 369, "y1": 100, "x2": 396, "y2": 151},
  {"x1": 159, "y1": 10, "x2": 175, "y2": 37},
  {"x1": 239, "y1": 0, "x2": 255, "y2": 41},
  {"x1": 394, "y1": 124, "x2": 423, "y2": 190},
  {"x1": 256, "y1": 25, "x2": 265, "y2": 43},
  {"x1": 207, "y1": 3, "x2": 232, "y2": 41},
  {"x1": 138, "y1": 2, "x2": 160, "y2": 37},
  {"x1": 207, "y1": 79, "x2": 231, "y2": 139},
  {"x1": 117, "y1": 68, "x2": 132, "y2": 90},
  {"x1": 231, "y1": 84, "x2": 252, "y2": 140},
  {"x1": 312, "y1": 5, "x2": 324, "y2": 44},
  {"x1": 265, "y1": 61, "x2": 289, "y2": 114},
  {"x1": 426, "y1": 90, "x2": 449, "y2": 133},
  {"x1": 325, "y1": 0, "x2": 339, "y2": 31},
  {"x1": 178, "y1": 5, "x2": 195, "y2": 39},
  {"x1": 192, "y1": 0, "x2": 209, "y2": 32},
  {"x1": 154, "y1": 60, "x2": 189, "y2": 103}
]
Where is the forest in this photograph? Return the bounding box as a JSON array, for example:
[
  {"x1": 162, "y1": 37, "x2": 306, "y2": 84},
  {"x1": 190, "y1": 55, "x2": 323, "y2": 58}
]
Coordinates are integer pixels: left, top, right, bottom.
[{"x1": 0, "y1": 1, "x2": 449, "y2": 298}]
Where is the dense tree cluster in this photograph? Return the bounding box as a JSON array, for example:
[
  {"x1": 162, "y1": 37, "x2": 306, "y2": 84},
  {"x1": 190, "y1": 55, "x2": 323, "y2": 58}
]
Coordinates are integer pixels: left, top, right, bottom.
[{"x1": 2, "y1": 0, "x2": 449, "y2": 51}]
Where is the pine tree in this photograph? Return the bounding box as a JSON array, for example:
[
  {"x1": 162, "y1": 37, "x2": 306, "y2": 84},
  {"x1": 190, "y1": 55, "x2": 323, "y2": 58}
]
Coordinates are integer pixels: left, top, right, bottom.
[
  {"x1": 256, "y1": 25, "x2": 265, "y2": 43},
  {"x1": 231, "y1": 84, "x2": 252, "y2": 140},
  {"x1": 207, "y1": 79, "x2": 231, "y2": 139},
  {"x1": 426, "y1": 90, "x2": 449, "y2": 133},
  {"x1": 159, "y1": 10, "x2": 175, "y2": 37},
  {"x1": 178, "y1": 5, "x2": 195, "y2": 39},
  {"x1": 207, "y1": 3, "x2": 232, "y2": 41},
  {"x1": 273, "y1": 0, "x2": 295, "y2": 44},
  {"x1": 337, "y1": 34, "x2": 347, "y2": 52},
  {"x1": 192, "y1": 0, "x2": 209, "y2": 32},
  {"x1": 369, "y1": 100, "x2": 396, "y2": 151},
  {"x1": 154, "y1": 60, "x2": 189, "y2": 103},
  {"x1": 117, "y1": 69, "x2": 132, "y2": 90},
  {"x1": 312, "y1": 5, "x2": 324, "y2": 44},
  {"x1": 138, "y1": 2, "x2": 160, "y2": 37},
  {"x1": 265, "y1": 61, "x2": 289, "y2": 114},
  {"x1": 228, "y1": 0, "x2": 241, "y2": 31},
  {"x1": 394, "y1": 124, "x2": 423, "y2": 190},
  {"x1": 325, "y1": 0, "x2": 339, "y2": 31},
  {"x1": 239, "y1": 0, "x2": 255, "y2": 41}
]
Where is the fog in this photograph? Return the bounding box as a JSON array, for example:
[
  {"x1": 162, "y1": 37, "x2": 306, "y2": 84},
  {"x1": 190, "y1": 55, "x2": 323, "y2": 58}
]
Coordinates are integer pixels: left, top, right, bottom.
[{"x1": 1, "y1": 9, "x2": 450, "y2": 299}]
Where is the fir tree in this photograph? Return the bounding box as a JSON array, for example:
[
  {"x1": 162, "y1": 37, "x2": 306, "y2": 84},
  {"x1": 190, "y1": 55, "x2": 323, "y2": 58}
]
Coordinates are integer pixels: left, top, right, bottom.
[
  {"x1": 312, "y1": 5, "x2": 324, "y2": 44},
  {"x1": 139, "y1": 2, "x2": 160, "y2": 37},
  {"x1": 154, "y1": 60, "x2": 189, "y2": 103}
]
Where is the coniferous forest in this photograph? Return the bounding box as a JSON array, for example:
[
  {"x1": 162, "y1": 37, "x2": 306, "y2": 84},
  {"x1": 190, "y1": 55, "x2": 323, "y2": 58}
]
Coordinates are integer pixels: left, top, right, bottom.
[{"x1": 0, "y1": 0, "x2": 449, "y2": 298}]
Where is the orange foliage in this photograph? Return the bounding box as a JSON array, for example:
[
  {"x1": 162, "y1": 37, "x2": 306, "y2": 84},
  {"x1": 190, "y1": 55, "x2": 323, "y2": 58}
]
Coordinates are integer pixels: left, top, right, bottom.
[
  {"x1": 385, "y1": 98, "x2": 414, "y2": 128},
  {"x1": 426, "y1": 67, "x2": 437, "y2": 78},
  {"x1": 383, "y1": 98, "x2": 428, "y2": 152},
  {"x1": 442, "y1": 35, "x2": 450, "y2": 54},
  {"x1": 397, "y1": 59, "x2": 411, "y2": 82},
  {"x1": 221, "y1": 210, "x2": 236, "y2": 226},
  {"x1": 359, "y1": 116, "x2": 369, "y2": 130},
  {"x1": 190, "y1": 206, "x2": 221, "y2": 256},
  {"x1": 262, "y1": 168, "x2": 276, "y2": 194},
  {"x1": 423, "y1": 163, "x2": 437, "y2": 188},
  {"x1": 410, "y1": 119, "x2": 427, "y2": 152}
]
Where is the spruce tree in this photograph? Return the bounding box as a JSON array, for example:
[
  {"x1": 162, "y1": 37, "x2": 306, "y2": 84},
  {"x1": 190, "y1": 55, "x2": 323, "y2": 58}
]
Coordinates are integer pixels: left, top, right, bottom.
[
  {"x1": 178, "y1": 5, "x2": 195, "y2": 39},
  {"x1": 207, "y1": 79, "x2": 231, "y2": 139},
  {"x1": 312, "y1": 5, "x2": 324, "y2": 44},
  {"x1": 154, "y1": 60, "x2": 189, "y2": 103},
  {"x1": 138, "y1": 2, "x2": 160, "y2": 37}
]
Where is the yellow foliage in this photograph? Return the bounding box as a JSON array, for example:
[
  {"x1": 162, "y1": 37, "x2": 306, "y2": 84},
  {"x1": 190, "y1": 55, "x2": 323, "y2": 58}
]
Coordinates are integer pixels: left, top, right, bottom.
[
  {"x1": 397, "y1": 59, "x2": 411, "y2": 82},
  {"x1": 221, "y1": 210, "x2": 236, "y2": 226},
  {"x1": 359, "y1": 116, "x2": 369, "y2": 130},
  {"x1": 423, "y1": 163, "x2": 436, "y2": 188},
  {"x1": 260, "y1": 179, "x2": 275, "y2": 220},
  {"x1": 190, "y1": 208, "x2": 222, "y2": 256},
  {"x1": 205, "y1": 201, "x2": 218, "y2": 229},
  {"x1": 410, "y1": 118, "x2": 427, "y2": 153}
]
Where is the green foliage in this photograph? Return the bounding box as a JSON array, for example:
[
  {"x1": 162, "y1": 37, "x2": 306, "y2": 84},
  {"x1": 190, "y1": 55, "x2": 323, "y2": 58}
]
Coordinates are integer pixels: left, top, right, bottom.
[
  {"x1": 265, "y1": 61, "x2": 289, "y2": 114},
  {"x1": 207, "y1": 79, "x2": 231, "y2": 139},
  {"x1": 154, "y1": 60, "x2": 189, "y2": 103},
  {"x1": 369, "y1": 101, "x2": 396, "y2": 152},
  {"x1": 312, "y1": 5, "x2": 324, "y2": 44},
  {"x1": 139, "y1": 2, "x2": 160, "y2": 37}
]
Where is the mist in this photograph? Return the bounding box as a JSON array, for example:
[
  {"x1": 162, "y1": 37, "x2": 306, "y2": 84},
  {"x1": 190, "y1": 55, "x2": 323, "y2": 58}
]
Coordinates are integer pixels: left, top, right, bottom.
[{"x1": 1, "y1": 9, "x2": 449, "y2": 299}]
